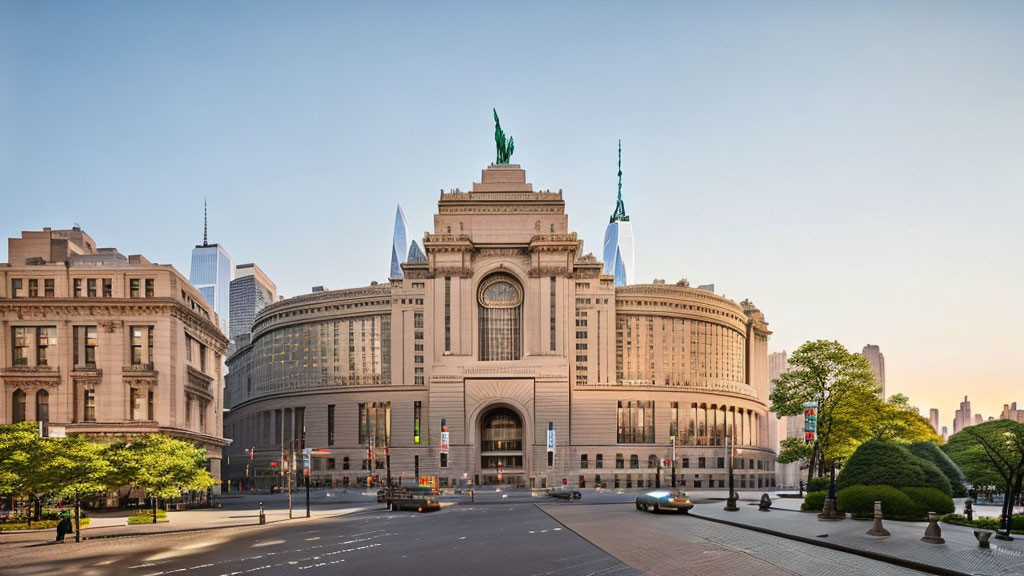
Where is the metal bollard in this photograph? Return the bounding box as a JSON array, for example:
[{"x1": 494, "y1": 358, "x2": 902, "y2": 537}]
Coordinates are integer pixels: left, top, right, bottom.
[
  {"x1": 974, "y1": 530, "x2": 992, "y2": 548},
  {"x1": 921, "y1": 512, "x2": 945, "y2": 544},
  {"x1": 866, "y1": 500, "x2": 890, "y2": 537},
  {"x1": 259, "y1": 501, "x2": 266, "y2": 525},
  {"x1": 965, "y1": 498, "x2": 974, "y2": 522}
]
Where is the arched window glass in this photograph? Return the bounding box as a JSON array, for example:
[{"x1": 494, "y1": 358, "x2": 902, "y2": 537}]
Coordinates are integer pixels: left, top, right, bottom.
[
  {"x1": 12, "y1": 389, "x2": 26, "y2": 422},
  {"x1": 478, "y1": 274, "x2": 522, "y2": 361},
  {"x1": 36, "y1": 390, "x2": 49, "y2": 425}
]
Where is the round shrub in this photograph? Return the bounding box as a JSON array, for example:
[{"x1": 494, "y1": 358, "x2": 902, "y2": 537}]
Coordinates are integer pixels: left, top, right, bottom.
[
  {"x1": 836, "y1": 439, "x2": 950, "y2": 495},
  {"x1": 836, "y1": 484, "x2": 921, "y2": 520},
  {"x1": 900, "y1": 487, "x2": 954, "y2": 517},
  {"x1": 801, "y1": 491, "x2": 827, "y2": 511},
  {"x1": 907, "y1": 442, "x2": 967, "y2": 497}
]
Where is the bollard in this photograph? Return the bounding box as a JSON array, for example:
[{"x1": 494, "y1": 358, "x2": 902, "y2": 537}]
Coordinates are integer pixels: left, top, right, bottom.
[
  {"x1": 758, "y1": 493, "x2": 772, "y2": 511},
  {"x1": 258, "y1": 501, "x2": 266, "y2": 525},
  {"x1": 974, "y1": 530, "x2": 992, "y2": 549},
  {"x1": 866, "y1": 500, "x2": 890, "y2": 536},
  {"x1": 921, "y1": 512, "x2": 945, "y2": 544},
  {"x1": 965, "y1": 498, "x2": 974, "y2": 522}
]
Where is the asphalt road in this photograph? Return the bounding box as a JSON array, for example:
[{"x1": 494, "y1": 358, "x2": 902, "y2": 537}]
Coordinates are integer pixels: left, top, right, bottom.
[{"x1": 2, "y1": 499, "x2": 639, "y2": 576}]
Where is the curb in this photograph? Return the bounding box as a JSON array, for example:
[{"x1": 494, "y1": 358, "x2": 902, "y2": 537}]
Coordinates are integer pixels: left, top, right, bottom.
[{"x1": 689, "y1": 511, "x2": 967, "y2": 576}]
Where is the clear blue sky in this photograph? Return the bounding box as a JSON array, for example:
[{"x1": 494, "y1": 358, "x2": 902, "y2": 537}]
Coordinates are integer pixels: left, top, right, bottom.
[{"x1": 2, "y1": 1, "x2": 1022, "y2": 428}]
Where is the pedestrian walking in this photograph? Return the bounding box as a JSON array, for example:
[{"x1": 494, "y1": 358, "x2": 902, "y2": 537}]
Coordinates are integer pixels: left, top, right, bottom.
[{"x1": 55, "y1": 511, "x2": 72, "y2": 543}]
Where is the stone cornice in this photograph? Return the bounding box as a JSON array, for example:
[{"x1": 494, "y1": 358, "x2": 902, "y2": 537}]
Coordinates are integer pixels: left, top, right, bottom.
[{"x1": 0, "y1": 299, "x2": 228, "y2": 352}]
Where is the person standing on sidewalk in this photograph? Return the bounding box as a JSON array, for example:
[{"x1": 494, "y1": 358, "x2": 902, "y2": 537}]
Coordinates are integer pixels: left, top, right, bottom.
[{"x1": 55, "y1": 511, "x2": 72, "y2": 543}]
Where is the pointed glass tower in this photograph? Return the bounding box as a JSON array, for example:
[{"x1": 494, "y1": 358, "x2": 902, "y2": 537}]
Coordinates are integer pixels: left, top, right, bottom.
[
  {"x1": 602, "y1": 140, "x2": 635, "y2": 287},
  {"x1": 390, "y1": 205, "x2": 411, "y2": 278}
]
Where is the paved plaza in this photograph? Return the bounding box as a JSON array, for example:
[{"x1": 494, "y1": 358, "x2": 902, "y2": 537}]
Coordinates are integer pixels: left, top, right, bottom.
[{"x1": 6, "y1": 489, "x2": 999, "y2": 576}]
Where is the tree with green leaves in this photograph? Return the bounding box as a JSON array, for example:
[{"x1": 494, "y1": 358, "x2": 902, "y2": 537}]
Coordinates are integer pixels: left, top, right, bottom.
[
  {"x1": 121, "y1": 434, "x2": 216, "y2": 523},
  {"x1": 770, "y1": 340, "x2": 879, "y2": 486},
  {"x1": 0, "y1": 421, "x2": 46, "y2": 521},
  {"x1": 943, "y1": 420, "x2": 1024, "y2": 535},
  {"x1": 40, "y1": 434, "x2": 114, "y2": 541}
]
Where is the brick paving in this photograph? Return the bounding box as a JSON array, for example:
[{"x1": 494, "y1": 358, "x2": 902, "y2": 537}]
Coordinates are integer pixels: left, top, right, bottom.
[
  {"x1": 693, "y1": 498, "x2": 1024, "y2": 576},
  {"x1": 541, "y1": 502, "x2": 929, "y2": 576}
]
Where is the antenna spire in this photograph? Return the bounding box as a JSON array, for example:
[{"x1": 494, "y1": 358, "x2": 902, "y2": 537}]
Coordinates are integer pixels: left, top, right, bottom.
[
  {"x1": 610, "y1": 139, "x2": 630, "y2": 223},
  {"x1": 203, "y1": 198, "x2": 208, "y2": 246}
]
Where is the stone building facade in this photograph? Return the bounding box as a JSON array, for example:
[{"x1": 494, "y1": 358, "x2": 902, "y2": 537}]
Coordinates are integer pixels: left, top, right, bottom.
[
  {"x1": 0, "y1": 228, "x2": 229, "y2": 483},
  {"x1": 224, "y1": 164, "x2": 775, "y2": 490}
]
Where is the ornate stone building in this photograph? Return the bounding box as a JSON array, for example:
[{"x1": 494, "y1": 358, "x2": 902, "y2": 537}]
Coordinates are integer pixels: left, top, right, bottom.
[
  {"x1": 224, "y1": 164, "x2": 775, "y2": 490},
  {"x1": 0, "y1": 228, "x2": 229, "y2": 484}
]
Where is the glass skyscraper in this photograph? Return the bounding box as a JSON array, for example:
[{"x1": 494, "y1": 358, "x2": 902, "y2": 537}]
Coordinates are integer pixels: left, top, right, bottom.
[
  {"x1": 191, "y1": 243, "x2": 234, "y2": 335},
  {"x1": 602, "y1": 140, "x2": 635, "y2": 287},
  {"x1": 390, "y1": 204, "x2": 411, "y2": 278}
]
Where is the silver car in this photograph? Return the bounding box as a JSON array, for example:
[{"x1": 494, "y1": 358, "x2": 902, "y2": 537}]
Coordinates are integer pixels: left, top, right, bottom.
[{"x1": 635, "y1": 489, "x2": 694, "y2": 513}]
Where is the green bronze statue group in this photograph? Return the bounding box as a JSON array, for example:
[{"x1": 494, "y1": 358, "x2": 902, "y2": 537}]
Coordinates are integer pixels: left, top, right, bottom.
[{"x1": 493, "y1": 108, "x2": 514, "y2": 164}]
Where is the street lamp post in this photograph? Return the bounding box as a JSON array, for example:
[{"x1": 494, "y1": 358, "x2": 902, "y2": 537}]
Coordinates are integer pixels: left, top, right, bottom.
[
  {"x1": 670, "y1": 435, "x2": 677, "y2": 488},
  {"x1": 725, "y1": 432, "x2": 739, "y2": 511}
]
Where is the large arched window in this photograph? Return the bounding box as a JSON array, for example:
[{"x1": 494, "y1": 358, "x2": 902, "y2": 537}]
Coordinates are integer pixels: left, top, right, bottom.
[
  {"x1": 478, "y1": 274, "x2": 522, "y2": 361},
  {"x1": 12, "y1": 389, "x2": 26, "y2": 423}
]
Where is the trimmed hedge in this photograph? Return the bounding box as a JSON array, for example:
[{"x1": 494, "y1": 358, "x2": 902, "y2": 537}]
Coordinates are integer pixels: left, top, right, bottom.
[
  {"x1": 808, "y1": 477, "x2": 830, "y2": 492},
  {"x1": 907, "y1": 442, "x2": 967, "y2": 498},
  {"x1": 801, "y1": 491, "x2": 827, "y2": 511},
  {"x1": 900, "y1": 487, "x2": 954, "y2": 516},
  {"x1": 127, "y1": 509, "x2": 168, "y2": 525},
  {"x1": 836, "y1": 439, "x2": 951, "y2": 495},
  {"x1": 0, "y1": 518, "x2": 91, "y2": 532},
  {"x1": 940, "y1": 513, "x2": 1024, "y2": 534},
  {"x1": 836, "y1": 485, "x2": 920, "y2": 520}
]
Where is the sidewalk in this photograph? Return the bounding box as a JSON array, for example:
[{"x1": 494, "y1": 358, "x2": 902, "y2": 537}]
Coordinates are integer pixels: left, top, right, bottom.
[
  {"x1": 0, "y1": 502, "x2": 372, "y2": 548},
  {"x1": 691, "y1": 498, "x2": 1024, "y2": 576}
]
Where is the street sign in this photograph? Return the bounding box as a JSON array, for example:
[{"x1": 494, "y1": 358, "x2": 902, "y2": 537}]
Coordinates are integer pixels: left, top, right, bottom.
[
  {"x1": 441, "y1": 431, "x2": 450, "y2": 452},
  {"x1": 302, "y1": 448, "x2": 311, "y2": 473},
  {"x1": 46, "y1": 425, "x2": 67, "y2": 438}
]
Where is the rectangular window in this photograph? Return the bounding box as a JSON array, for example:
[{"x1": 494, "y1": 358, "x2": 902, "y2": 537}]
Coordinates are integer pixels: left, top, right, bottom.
[
  {"x1": 12, "y1": 279, "x2": 24, "y2": 298},
  {"x1": 550, "y1": 277, "x2": 556, "y2": 351},
  {"x1": 185, "y1": 335, "x2": 193, "y2": 362},
  {"x1": 36, "y1": 327, "x2": 56, "y2": 366},
  {"x1": 199, "y1": 401, "x2": 207, "y2": 432},
  {"x1": 130, "y1": 326, "x2": 152, "y2": 366},
  {"x1": 580, "y1": 454, "x2": 589, "y2": 469},
  {"x1": 12, "y1": 327, "x2": 29, "y2": 366},
  {"x1": 444, "y1": 277, "x2": 451, "y2": 352},
  {"x1": 145, "y1": 279, "x2": 155, "y2": 298},
  {"x1": 616, "y1": 454, "x2": 625, "y2": 468},
  {"x1": 681, "y1": 457, "x2": 690, "y2": 469},
  {"x1": 327, "y1": 404, "x2": 336, "y2": 446},
  {"x1": 596, "y1": 454, "x2": 604, "y2": 469},
  {"x1": 74, "y1": 325, "x2": 98, "y2": 367},
  {"x1": 357, "y1": 402, "x2": 391, "y2": 446},
  {"x1": 670, "y1": 402, "x2": 679, "y2": 439},
  {"x1": 146, "y1": 390, "x2": 154, "y2": 420},
  {"x1": 87, "y1": 279, "x2": 97, "y2": 298},
  {"x1": 83, "y1": 389, "x2": 96, "y2": 422},
  {"x1": 717, "y1": 457, "x2": 725, "y2": 469},
  {"x1": 616, "y1": 400, "x2": 655, "y2": 443},
  {"x1": 102, "y1": 278, "x2": 112, "y2": 298},
  {"x1": 414, "y1": 401, "x2": 421, "y2": 444},
  {"x1": 130, "y1": 279, "x2": 141, "y2": 298},
  {"x1": 130, "y1": 387, "x2": 142, "y2": 420},
  {"x1": 28, "y1": 279, "x2": 38, "y2": 297},
  {"x1": 73, "y1": 278, "x2": 82, "y2": 297},
  {"x1": 44, "y1": 279, "x2": 54, "y2": 297},
  {"x1": 199, "y1": 343, "x2": 207, "y2": 372}
]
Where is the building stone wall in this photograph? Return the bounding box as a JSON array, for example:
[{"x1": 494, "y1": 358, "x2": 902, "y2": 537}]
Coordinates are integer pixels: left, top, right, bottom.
[
  {"x1": 223, "y1": 165, "x2": 776, "y2": 491},
  {"x1": 1, "y1": 228, "x2": 229, "y2": 482}
]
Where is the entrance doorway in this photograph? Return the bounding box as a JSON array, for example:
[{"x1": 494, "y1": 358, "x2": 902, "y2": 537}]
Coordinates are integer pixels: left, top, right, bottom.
[{"x1": 479, "y1": 407, "x2": 524, "y2": 485}]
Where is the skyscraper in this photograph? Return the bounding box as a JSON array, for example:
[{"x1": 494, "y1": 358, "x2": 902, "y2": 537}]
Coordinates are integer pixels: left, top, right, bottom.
[
  {"x1": 929, "y1": 408, "x2": 940, "y2": 435},
  {"x1": 228, "y1": 263, "x2": 277, "y2": 342},
  {"x1": 954, "y1": 395, "x2": 972, "y2": 434},
  {"x1": 861, "y1": 344, "x2": 886, "y2": 399},
  {"x1": 769, "y1": 350, "x2": 802, "y2": 487},
  {"x1": 602, "y1": 140, "x2": 635, "y2": 287},
  {"x1": 1001, "y1": 402, "x2": 1023, "y2": 423},
  {"x1": 189, "y1": 200, "x2": 234, "y2": 335},
  {"x1": 390, "y1": 204, "x2": 411, "y2": 279}
]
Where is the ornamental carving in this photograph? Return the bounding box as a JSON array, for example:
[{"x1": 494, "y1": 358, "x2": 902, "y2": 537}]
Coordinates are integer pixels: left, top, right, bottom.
[
  {"x1": 432, "y1": 266, "x2": 474, "y2": 278},
  {"x1": 528, "y1": 266, "x2": 569, "y2": 278}
]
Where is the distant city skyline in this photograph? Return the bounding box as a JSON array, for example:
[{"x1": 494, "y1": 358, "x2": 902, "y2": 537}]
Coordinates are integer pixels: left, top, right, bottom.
[{"x1": 3, "y1": 2, "x2": 1022, "y2": 422}]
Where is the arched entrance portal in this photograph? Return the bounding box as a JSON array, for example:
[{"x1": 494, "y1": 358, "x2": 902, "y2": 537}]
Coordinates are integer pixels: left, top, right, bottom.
[{"x1": 478, "y1": 407, "x2": 524, "y2": 486}]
